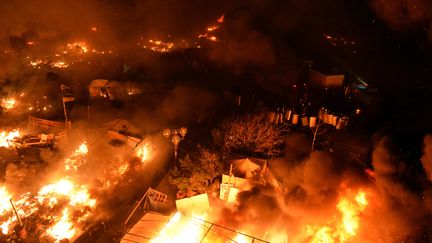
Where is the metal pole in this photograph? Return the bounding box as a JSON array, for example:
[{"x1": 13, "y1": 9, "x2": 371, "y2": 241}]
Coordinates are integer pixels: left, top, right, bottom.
[
  {"x1": 200, "y1": 224, "x2": 213, "y2": 243},
  {"x1": 9, "y1": 199, "x2": 22, "y2": 226},
  {"x1": 311, "y1": 120, "x2": 321, "y2": 153},
  {"x1": 123, "y1": 190, "x2": 149, "y2": 232}
]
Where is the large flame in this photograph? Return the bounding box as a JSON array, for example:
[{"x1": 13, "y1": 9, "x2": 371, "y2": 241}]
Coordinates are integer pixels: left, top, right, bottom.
[
  {"x1": 0, "y1": 142, "x2": 96, "y2": 241},
  {"x1": 46, "y1": 209, "x2": 76, "y2": 241},
  {"x1": 1, "y1": 98, "x2": 17, "y2": 109},
  {"x1": 37, "y1": 178, "x2": 96, "y2": 208},
  {"x1": 306, "y1": 189, "x2": 368, "y2": 243},
  {"x1": 151, "y1": 212, "x2": 207, "y2": 243},
  {"x1": 0, "y1": 130, "x2": 20, "y2": 148},
  {"x1": 0, "y1": 187, "x2": 12, "y2": 215}
]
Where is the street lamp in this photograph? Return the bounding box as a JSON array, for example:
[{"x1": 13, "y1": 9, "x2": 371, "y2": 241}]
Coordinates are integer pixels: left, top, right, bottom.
[{"x1": 163, "y1": 127, "x2": 187, "y2": 159}]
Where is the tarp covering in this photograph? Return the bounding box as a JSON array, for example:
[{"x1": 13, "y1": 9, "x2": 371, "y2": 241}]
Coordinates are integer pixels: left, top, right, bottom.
[{"x1": 175, "y1": 193, "x2": 210, "y2": 214}]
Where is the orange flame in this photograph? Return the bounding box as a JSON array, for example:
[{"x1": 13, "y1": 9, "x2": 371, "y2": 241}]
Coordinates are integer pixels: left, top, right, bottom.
[
  {"x1": 46, "y1": 209, "x2": 76, "y2": 241},
  {"x1": 0, "y1": 130, "x2": 20, "y2": 148},
  {"x1": 137, "y1": 143, "x2": 152, "y2": 163},
  {"x1": 37, "y1": 179, "x2": 96, "y2": 208},
  {"x1": 65, "y1": 142, "x2": 88, "y2": 172},
  {"x1": 151, "y1": 212, "x2": 207, "y2": 243},
  {"x1": 307, "y1": 189, "x2": 368, "y2": 242},
  {"x1": 0, "y1": 187, "x2": 12, "y2": 215},
  {"x1": 1, "y1": 98, "x2": 17, "y2": 109}
]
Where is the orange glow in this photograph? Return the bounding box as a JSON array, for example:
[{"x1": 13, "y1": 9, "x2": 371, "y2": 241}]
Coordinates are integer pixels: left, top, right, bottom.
[
  {"x1": 137, "y1": 143, "x2": 152, "y2": 163},
  {"x1": 65, "y1": 142, "x2": 88, "y2": 172},
  {"x1": 306, "y1": 189, "x2": 368, "y2": 242},
  {"x1": 37, "y1": 178, "x2": 96, "y2": 208},
  {"x1": 217, "y1": 14, "x2": 224, "y2": 23},
  {"x1": 0, "y1": 130, "x2": 20, "y2": 148},
  {"x1": 67, "y1": 42, "x2": 89, "y2": 54},
  {"x1": 47, "y1": 209, "x2": 76, "y2": 241},
  {"x1": 51, "y1": 61, "x2": 69, "y2": 68},
  {"x1": 208, "y1": 36, "x2": 217, "y2": 41},
  {"x1": 234, "y1": 233, "x2": 250, "y2": 243},
  {"x1": 151, "y1": 212, "x2": 207, "y2": 243},
  {"x1": 77, "y1": 142, "x2": 88, "y2": 154},
  {"x1": 207, "y1": 25, "x2": 219, "y2": 32},
  {"x1": 0, "y1": 187, "x2": 12, "y2": 215},
  {"x1": 144, "y1": 39, "x2": 175, "y2": 53},
  {"x1": 118, "y1": 163, "x2": 129, "y2": 175},
  {"x1": 1, "y1": 98, "x2": 17, "y2": 109}
]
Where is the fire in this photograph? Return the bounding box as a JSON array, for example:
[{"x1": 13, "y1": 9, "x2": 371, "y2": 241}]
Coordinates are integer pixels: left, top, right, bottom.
[
  {"x1": 37, "y1": 178, "x2": 96, "y2": 208},
  {"x1": 66, "y1": 42, "x2": 89, "y2": 54},
  {"x1": 337, "y1": 190, "x2": 368, "y2": 240},
  {"x1": 0, "y1": 130, "x2": 20, "y2": 148},
  {"x1": 151, "y1": 212, "x2": 207, "y2": 243},
  {"x1": 77, "y1": 142, "x2": 89, "y2": 154},
  {"x1": 51, "y1": 61, "x2": 69, "y2": 68},
  {"x1": 65, "y1": 142, "x2": 88, "y2": 172},
  {"x1": 233, "y1": 233, "x2": 250, "y2": 243},
  {"x1": 46, "y1": 209, "x2": 76, "y2": 241},
  {"x1": 0, "y1": 178, "x2": 96, "y2": 241},
  {"x1": 207, "y1": 25, "x2": 219, "y2": 32},
  {"x1": 307, "y1": 189, "x2": 368, "y2": 242},
  {"x1": 142, "y1": 39, "x2": 175, "y2": 53},
  {"x1": 1, "y1": 98, "x2": 17, "y2": 109},
  {"x1": 118, "y1": 163, "x2": 129, "y2": 175},
  {"x1": 0, "y1": 187, "x2": 12, "y2": 215},
  {"x1": 217, "y1": 14, "x2": 224, "y2": 23},
  {"x1": 137, "y1": 143, "x2": 152, "y2": 162},
  {"x1": 208, "y1": 36, "x2": 217, "y2": 41}
]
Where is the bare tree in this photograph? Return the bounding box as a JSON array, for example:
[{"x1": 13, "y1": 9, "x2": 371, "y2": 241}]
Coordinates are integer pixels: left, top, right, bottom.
[{"x1": 212, "y1": 112, "x2": 286, "y2": 157}]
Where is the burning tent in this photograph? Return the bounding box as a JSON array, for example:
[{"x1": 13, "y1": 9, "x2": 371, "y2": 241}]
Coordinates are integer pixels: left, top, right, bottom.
[{"x1": 228, "y1": 157, "x2": 279, "y2": 187}]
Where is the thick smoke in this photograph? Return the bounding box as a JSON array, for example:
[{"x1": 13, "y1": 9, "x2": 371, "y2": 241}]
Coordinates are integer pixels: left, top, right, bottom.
[
  {"x1": 371, "y1": 0, "x2": 432, "y2": 40},
  {"x1": 214, "y1": 134, "x2": 432, "y2": 242},
  {"x1": 421, "y1": 134, "x2": 432, "y2": 182}
]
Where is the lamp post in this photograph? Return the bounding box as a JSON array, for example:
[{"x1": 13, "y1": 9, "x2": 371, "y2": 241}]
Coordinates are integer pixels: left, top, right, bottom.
[{"x1": 163, "y1": 127, "x2": 187, "y2": 159}]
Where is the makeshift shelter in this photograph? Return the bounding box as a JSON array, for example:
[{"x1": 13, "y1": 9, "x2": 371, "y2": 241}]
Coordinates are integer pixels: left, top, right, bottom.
[
  {"x1": 310, "y1": 69, "x2": 344, "y2": 87},
  {"x1": 229, "y1": 157, "x2": 267, "y2": 178},
  {"x1": 98, "y1": 119, "x2": 143, "y2": 148},
  {"x1": 227, "y1": 157, "x2": 280, "y2": 189},
  {"x1": 175, "y1": 193, "x2": 210, "y2": 214}
]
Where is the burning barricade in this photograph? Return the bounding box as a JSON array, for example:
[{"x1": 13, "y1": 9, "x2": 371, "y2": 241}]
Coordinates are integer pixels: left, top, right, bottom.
[{"x1": 0, "y1": 118, "x2": 161, "y2": 242}]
